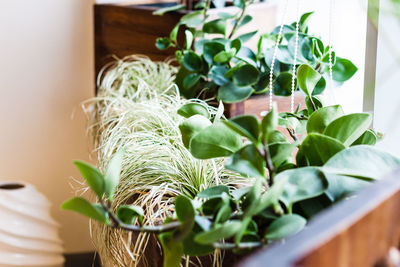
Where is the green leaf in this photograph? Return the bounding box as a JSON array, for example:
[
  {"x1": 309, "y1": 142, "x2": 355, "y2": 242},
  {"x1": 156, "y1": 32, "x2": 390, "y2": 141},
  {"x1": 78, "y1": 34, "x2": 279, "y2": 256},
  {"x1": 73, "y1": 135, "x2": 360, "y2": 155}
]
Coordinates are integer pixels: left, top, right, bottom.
[
  {"x1": 182, "y1": 231, "x2": 214, "y2": 256},
  {"x1": 311, "y1": 37, "x2": 324, "y2": 58},
  {"x1": 322, "y1": 145, "x2": 400, "y2": 180},
  {"x1": 233, "y1": 64, "x2": 260, "y2": 87},
  {"x1": 305, "y1": 95, "x2": 323, "y2": 114},
  {"x1": 332, "y1": 57, "x2": 358, "y2": 82},
  {"x1": 351, "y1": 129, "x2": 377, "y2": 146},
  {"x1": 197, "y1": 185, "x2": 230, "y2": 199},
  {"x1": 202, "y1": 198, "x2": 224, "y2": 216},
  {"x1": 175, "y1": 196, "x2": 195, "y2": 223},
  {"x1": 230, "y1": 38, "x2": 242, "y2": 52},
  {"x1": 183, "y1": 51, "x2": 203, "y2": 72},
  {"x1": 174, "y1": 196, "x2": 195, "y2": 241},
  {"x1": 231, "y1": 187, "x2": 251, "y2": 200},
  {"x1": 267, "y1": 130, "x2": 287, "y2": 144},
  {"x1": 242, "y1": 178, "x2": 263, "y2": 214},
  {"x1": 170, "y1": 24, "x2": 180, "y2": 43},
  {"x1": 239, "y1": 14, "x2": 253, "y2": 27},
  {"x1": 116, "y1": 205, "x2": 144, "y2": 225},
  {"x1": 214, "y1": 49, "x2": 236, "y2": 63},
  {"x1": 237, "y1": 30, "x2": 258, "y2": 43},
  {"x1": 218, "y1": 82, "x2": 253, "y2": 103},
  {"x1": 296, "y1": 133, "x2": 346, "y2": 166},
  {"x1": 313, "y1": 75, "x2": 326, "y2": 95},
  {"x1": 179, "y1": 115, "x2": 212, "y2": 148},
  {"x1": 104, "y1": 149, "x2": 125, "y2": 201},
  {"x1": 299, "y1": 11, "x2": 314, "y2": 32},
  {"x1": 224, "y1": 62, "x2": 244, "y2": 78},
  {"x1": 276, "y1": 167, "x2": 328, "y2": 208},
  {"x1": 203, "y1": 41, "x2": 225, "y2": 64},
  {"x1": 73, "y1": 161, "x2": 104, "y2": 199},
  {"x1": 253, "y1": 176, "x2": 288, "y2": 215},
  {"x1": 184, "y1": 30, "x2": 194, "y2": 50},
  {"x1": 226, "y1": 144, "x2": 265, "y2": 178},
  {"x1": 273, "y1": 72, "x2": 296, "y2": 96},
  {"x1": 189, "y1": 122, "x2": 242, "y2": 159},
  {"x1": 194, "y1": 220, "x2": 242, "y2": 244},
  {"x1": 159, "y1": 232, "x2": 183, "y2": 267},
  {"x1": 180, "y1": 11, "x2": 204, "y2": 28},
  {"x1": 324, "y1": 173, "x2": 371, "y2": 202},
  {"x1": 183, "y1": 73, "x2": 201, "y2": 89},
  {"x1": 253, "y1": 72, "x2": 269, "y2": 93},
  {"x1": 307, "y1": 105, "x2": 344, "y2": 134},
  {"x1": 235, "y1": 47, "x2": 257, "y2": 67},
  {"x1": 203, "y1": 19, "x2": 226, "y2": 35},
  {"x1": 265, "y1": 214, "x2": 306, "y2": 240},
  {"x1": 261, "y1": 102, "x2": 278, "y2": 141},
  {"x1": 297, "y1": 64, "x2": 321, "y2": 97},
  {"x1": 269, "y1": 142, "x2": 295, "y2": 168},
  {"x1": 210, "y1": 66, "x2": 230, "y2": 86},
  {"x1": 323, "y1": 113, "x2": 372, "y2": 146},
  {"x1": 225, "y1": 115, "x2": 260, "y2": 142},
  {"x1": 275, "y1": 45, "x2": 294, "y2": 65},
  {"x1": 61, "y1": 197, "x2": 108, "y2": 224},
  {"x1": 215, "y1": 194, "x2": 232, "y2": 223},
  {"x1": 153, "y1": 4, "x2": 185, "y2": 15},
  {"x1": 175, "y1": 66, "x2": 196, "y2": 99},
  {"x1": 155, "y1": 38, "x2": 172, "y2": 50},
  {"x1": 178, "y1": 103, "x2": 210, "y2": 119}
]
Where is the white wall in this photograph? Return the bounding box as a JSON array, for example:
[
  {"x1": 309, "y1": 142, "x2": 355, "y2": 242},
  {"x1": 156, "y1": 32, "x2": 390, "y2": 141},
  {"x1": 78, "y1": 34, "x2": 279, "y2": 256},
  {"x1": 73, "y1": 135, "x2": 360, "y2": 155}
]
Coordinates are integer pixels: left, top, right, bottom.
[
  {"x1": 374, "y1": 0, "x2": 400, "y2": 156},
  {"x1": 275, "y1": 0, "x2": 368, "y2": 113},
  {"x1": 0, "y1": 0, "x2": 95, "y2": 253}
]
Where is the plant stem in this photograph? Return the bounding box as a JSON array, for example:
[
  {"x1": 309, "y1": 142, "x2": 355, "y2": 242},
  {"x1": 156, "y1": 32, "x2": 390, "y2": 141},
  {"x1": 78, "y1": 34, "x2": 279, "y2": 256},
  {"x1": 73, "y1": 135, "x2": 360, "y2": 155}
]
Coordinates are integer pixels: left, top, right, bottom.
[
  {"x1": 228, "y1": 1, "x2": 249, "y2": 39},
  {"x1": 262, "y1": 142, "x2": 275, "y2": 186},
  {"x1": 203, "y1": 0, "x2": 212, "y2": 18},
  {"x1": 213, "y1": 241, "x2": 262, "y2": 250},
  {"x1": 309, "y1": 96, "x2": 317, "y2": 111},
  {"x1": 287, "y1": 128, "x2": 297, "y2": 142},
  {"x1": 101, "y1": 200, "x2": 181, "y2": 233}
]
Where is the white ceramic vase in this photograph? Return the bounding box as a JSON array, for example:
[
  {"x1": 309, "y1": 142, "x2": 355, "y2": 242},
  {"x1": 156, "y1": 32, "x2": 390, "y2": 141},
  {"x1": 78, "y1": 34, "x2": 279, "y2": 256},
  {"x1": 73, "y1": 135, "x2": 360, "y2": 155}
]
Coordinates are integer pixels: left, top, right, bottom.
[{"x1": 0, "y1": 181, "x2": 64, "y2": 267}]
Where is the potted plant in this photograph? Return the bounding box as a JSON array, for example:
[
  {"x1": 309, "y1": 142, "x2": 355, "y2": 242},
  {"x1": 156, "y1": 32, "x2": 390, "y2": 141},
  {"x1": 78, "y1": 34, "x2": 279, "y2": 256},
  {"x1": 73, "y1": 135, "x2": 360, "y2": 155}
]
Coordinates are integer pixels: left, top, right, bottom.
[
  {"x1": 62, "y1": 63, "x2": 399, "y2": 267},
  {"x1": 94, "y1": 0, "x2": 276, "y2": 80},
  {"x1": 155, "y1": 1, "x2": 358, "y2": 117}
]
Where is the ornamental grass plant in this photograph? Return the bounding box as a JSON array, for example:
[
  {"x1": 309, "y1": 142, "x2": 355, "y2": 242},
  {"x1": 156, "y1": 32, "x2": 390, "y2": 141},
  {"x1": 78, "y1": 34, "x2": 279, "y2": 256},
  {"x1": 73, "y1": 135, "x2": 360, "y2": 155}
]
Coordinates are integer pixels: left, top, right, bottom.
[{"x1": 82, "y1": 56, "x2": 247, "y2": 267}]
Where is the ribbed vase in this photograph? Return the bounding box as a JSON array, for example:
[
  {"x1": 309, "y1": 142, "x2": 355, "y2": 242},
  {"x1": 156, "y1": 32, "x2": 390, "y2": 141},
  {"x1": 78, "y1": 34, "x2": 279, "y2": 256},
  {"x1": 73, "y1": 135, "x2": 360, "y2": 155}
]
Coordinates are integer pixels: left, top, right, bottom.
[{"x1": 0, "y1": 181, "x2": 64, "y2": 267}]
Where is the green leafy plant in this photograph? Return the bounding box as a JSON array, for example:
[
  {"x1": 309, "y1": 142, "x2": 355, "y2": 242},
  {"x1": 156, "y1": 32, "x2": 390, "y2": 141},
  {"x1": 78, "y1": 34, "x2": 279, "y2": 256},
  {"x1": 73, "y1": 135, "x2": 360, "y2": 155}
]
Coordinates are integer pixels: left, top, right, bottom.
[
  {"x1": 155, "y1": 2, "x2": 357, "y2": 103},
  {"x1": 63, "y1": 63, "x2": 399, "y2": 267}
]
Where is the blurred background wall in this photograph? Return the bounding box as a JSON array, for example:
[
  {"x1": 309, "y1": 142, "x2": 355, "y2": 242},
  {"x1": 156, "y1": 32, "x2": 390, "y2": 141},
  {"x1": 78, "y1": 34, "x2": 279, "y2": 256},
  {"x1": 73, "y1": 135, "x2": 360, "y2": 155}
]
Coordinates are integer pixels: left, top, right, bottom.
[
  {"x1": 0, "y1": 0, "x2": 95, "y2": 253},
  {"x1": 374, "y1": 0, "x2": 400, "y2": 157}
]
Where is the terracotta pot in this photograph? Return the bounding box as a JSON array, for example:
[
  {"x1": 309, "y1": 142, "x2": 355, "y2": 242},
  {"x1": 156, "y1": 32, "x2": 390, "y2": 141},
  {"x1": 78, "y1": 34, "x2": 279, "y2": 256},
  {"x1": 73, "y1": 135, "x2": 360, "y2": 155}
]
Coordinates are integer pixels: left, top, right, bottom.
[
  {"x1": 0, "y1": 182, "x2": 64, "y2": 267},
  {"x1": 225, "y1": 91, "x2": 306, "y2": 118}
]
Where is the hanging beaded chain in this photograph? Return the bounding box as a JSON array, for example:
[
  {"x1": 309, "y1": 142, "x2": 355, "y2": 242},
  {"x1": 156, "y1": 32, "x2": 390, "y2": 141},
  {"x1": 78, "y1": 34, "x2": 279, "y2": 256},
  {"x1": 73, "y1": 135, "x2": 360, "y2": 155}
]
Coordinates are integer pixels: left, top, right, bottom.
[
  {"x1": 268, "y1": 0, "x2": 289, "y2": 111},
  {"x1": 328, "y1": 0, "x2": 335, "y2": 90},
  {"x1": 290, "y1": 0, "x2": 301, "y2": 113}
]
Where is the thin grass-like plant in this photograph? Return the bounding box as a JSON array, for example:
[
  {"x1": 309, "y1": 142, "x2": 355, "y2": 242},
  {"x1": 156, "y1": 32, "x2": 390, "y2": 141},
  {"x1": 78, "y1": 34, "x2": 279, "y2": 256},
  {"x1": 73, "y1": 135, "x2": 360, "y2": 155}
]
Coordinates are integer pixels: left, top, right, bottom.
[{"x1": 83, "y1": 56, "x2": 248, "y2": 267}]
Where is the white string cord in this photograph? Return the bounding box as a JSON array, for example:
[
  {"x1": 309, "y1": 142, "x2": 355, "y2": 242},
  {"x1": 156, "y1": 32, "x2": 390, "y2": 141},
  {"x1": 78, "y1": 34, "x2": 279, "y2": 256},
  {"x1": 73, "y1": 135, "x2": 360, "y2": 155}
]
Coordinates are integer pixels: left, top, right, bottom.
[
  {"x1": 290, "y1": 0, "x2": 300, "y2": 113},
  {"x1": 268, "y1": 0, "x2": 289, "y2": 111},
  {"x1": 328, "y1": 0, "x2": 335, "y2": 90}
]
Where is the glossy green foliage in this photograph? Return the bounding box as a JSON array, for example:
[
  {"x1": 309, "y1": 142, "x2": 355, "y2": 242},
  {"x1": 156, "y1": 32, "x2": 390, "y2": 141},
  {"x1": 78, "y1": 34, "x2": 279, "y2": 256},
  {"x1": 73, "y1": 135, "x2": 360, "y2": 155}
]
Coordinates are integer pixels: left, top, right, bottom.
[
  {"x1": 116, "y1": 205, "x2": 144, "y2": 225},
  {"x1": 265, "y1": 214, "x2": 306, "y2": 240},
  {"x1": 64, "y1": 93, "x2": 400, "y2": 267},
  {"x1": 61, "y1": 197, "x2": 109, "y2": 224},
  {"x1": 154, "y1": 5, "x2": 357, "y2": 103}
]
